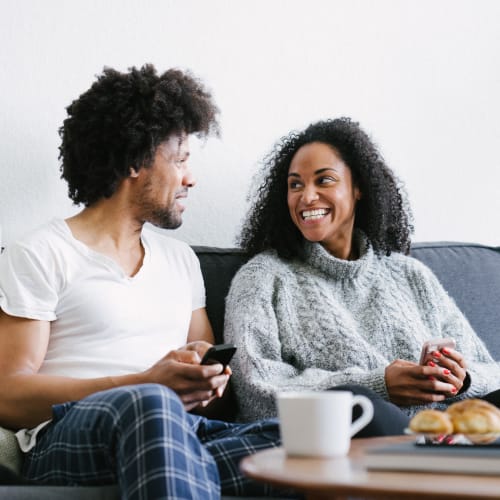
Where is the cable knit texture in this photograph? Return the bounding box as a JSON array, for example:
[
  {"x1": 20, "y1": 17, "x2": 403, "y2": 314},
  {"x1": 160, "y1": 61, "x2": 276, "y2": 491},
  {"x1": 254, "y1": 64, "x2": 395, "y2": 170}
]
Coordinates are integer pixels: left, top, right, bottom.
[{"x1": 224, "y1": 232, "x2": 500, "y2": 422}]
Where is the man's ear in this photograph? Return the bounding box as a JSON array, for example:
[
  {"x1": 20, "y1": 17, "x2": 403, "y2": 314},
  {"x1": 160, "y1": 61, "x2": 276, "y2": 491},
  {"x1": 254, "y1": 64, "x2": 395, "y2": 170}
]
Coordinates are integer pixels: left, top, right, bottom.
[{"x1": 129, "y1": 167, "x2": 140, "y2": 178}]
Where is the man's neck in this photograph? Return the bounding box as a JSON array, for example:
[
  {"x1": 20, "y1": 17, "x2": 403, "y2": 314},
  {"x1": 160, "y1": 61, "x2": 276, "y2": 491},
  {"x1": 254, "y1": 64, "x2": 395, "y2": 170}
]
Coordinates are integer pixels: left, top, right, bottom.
[{"x1": 66, "y1": 201, "x2": 145, "y2": 277}]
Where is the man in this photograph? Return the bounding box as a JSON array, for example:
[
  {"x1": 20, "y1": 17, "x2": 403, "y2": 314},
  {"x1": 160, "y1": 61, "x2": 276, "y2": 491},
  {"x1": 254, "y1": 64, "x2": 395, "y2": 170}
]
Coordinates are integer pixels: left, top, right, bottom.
[{"x1": 0, "y1": 65, "x2": 281, "y2": 498}]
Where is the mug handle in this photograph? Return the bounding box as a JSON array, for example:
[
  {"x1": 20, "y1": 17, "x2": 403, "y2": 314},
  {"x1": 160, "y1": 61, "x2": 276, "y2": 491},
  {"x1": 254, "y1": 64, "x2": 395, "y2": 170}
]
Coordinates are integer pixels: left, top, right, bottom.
[{"x1": 349, "y1": 394, "x2": 374, "y2": 437}]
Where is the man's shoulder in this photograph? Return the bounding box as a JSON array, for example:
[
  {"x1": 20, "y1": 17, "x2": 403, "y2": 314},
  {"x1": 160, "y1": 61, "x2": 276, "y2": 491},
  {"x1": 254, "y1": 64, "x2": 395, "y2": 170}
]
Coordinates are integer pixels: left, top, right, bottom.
[
  {"x1": 142, "y1": 226, "x2": 197, "y2": 260},
  {"x1": 5, "y1": 219, "x2": 67, "y2": 256}
]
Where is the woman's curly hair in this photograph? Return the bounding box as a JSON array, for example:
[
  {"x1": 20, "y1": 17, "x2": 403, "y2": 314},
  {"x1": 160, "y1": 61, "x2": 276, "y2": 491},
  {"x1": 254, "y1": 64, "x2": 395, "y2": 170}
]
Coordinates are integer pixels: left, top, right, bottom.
[
  {"x1": 59, "y1": 64, "x2": 219, "y2": 206},
  {"x1": 238, "y1": 117, "x2": 413, "y2": 258}
]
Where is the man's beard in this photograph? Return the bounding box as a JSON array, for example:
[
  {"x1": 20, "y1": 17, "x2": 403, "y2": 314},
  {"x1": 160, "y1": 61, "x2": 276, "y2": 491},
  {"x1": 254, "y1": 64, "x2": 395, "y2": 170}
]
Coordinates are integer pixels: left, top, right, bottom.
[
  {"x1": 138, "y1": 190, "x2": 182, "y2": 229},
  {"x1": 148, "y1": 206, "x2": 182, "y2": 230},
  {"x1": 136, "y1": 183, "x2": 183, "y2": 229}
]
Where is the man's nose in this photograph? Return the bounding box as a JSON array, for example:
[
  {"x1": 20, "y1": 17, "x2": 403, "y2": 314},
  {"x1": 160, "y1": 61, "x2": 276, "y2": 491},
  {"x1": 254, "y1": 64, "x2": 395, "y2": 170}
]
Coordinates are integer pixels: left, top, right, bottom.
[{"x1": 184, "y1": 169, "x2": 196, "y2": 188}]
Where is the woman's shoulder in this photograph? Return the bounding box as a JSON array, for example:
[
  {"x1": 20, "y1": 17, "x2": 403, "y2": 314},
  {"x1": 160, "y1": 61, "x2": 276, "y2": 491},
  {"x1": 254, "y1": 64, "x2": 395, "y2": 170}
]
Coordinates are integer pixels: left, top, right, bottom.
[
  {"x1": 232, "y1": 249, "x2": 298, "y2": 283},
  {"x1": 227, "y1": 250, "x2": 305, "y2": 307},
  {"x1": 246, "y1": 249, "x2": 281, "y2": 265},
  {"x1": 381, "y1": 250, "x2": 440, "y2": 283}
]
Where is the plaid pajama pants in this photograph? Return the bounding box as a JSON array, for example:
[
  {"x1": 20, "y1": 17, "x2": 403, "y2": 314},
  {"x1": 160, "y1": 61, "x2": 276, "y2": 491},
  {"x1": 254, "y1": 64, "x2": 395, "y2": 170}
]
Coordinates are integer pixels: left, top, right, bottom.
[{"x1": 22, "y1": 384, "x2": 285, "y2": 499}]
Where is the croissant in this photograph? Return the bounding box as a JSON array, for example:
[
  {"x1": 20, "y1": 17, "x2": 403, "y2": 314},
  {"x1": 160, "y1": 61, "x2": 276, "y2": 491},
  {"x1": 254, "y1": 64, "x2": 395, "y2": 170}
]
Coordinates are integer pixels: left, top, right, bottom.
[
  {"x1": 409, "y1": 399, "x2": 500, "y2": 435},
  {"x1": 409, "y1": 409, "x2": 454, "y2": 435},
  {"x1": 446, "y1": 399, "x2": 500, "y2": 434}
]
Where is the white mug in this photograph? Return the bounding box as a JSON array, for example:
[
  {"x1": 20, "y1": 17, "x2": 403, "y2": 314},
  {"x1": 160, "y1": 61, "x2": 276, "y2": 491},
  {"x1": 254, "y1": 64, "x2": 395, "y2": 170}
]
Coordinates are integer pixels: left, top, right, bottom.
[{"x1": 277, "y1": 390, "x2": 374, "y2": 457}]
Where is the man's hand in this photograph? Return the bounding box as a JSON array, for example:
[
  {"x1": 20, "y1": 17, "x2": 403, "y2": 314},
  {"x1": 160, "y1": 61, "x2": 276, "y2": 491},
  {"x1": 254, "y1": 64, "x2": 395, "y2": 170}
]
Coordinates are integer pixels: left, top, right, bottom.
[
  {"x1": 182, "y1": 340, "x2": 213, "y2": 359},
  {"x1": 385, "y1": 359, "x2": 459, "y2": 406},
  {"x1": 181, "y1": 340, "x2": 232, "y2": 404},
  {"x1": 143, "y1": 343, "x2": 231, "y2": 411}
]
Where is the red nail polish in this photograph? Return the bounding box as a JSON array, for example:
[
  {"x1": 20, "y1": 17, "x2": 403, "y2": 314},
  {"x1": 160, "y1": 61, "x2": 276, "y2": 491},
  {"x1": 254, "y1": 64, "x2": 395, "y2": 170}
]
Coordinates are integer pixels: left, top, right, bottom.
[
  {"x1": 428, "y1": 361, "x2": 436, "y2": 367},
  {"x1": 443, "y1": 369, "x2": 451, "y2": 375},
  {"x1": 442, "y1": 347, "x2": 450, "y2": 355},
  {"x1": 433, "y1": 351, "x2": 442, "y2": 358},
  {"x1": 428, "y1": 376, "x2": 436, "y2": 381},
  {"x1": 451, "y1": 387, "x2": 457, "y2": 393}
]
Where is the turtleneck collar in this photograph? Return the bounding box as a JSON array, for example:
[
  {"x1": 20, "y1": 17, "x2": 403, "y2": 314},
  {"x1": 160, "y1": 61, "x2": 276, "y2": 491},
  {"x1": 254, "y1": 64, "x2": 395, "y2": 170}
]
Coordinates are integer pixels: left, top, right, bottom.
[{"x1": 302, "y1": 230, "x2": 375, "y2": 281}]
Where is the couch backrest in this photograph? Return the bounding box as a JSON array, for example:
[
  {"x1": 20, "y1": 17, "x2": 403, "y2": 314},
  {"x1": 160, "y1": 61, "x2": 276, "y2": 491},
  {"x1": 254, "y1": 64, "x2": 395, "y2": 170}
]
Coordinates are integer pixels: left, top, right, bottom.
[
  {"x1": 410, "y1": 242, "x2": 500, "y2": 360},
  {"x1": 193, "y1": 246, "x2": 248, "y2": 344},
  {"x1": 194, "y1": 242, "x2": 500, "y2": 361}
]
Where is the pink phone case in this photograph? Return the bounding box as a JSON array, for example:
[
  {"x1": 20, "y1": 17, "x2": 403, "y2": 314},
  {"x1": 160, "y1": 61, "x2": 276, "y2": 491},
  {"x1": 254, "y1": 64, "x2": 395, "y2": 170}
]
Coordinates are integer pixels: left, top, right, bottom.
[{"x1": 419, "y1": 337, "x2": 456, "y2": 365}]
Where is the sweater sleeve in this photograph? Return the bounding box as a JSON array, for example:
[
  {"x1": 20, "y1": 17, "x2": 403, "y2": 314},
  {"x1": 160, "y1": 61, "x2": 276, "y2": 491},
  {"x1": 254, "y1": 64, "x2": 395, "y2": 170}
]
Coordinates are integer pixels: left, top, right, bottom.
[
  {"x1": 224, "y1": 255, "x2": 387, "y2": 422},
  {"x1": 416, "y1": 262, "x2": 500, "y2": 400}
]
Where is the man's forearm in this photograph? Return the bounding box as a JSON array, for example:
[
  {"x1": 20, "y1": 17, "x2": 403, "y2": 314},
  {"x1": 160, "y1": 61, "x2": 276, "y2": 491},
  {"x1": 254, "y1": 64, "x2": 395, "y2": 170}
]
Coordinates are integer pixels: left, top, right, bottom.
[{"x1": 0, "y1": 371, "x2": 147, "y2": 429}]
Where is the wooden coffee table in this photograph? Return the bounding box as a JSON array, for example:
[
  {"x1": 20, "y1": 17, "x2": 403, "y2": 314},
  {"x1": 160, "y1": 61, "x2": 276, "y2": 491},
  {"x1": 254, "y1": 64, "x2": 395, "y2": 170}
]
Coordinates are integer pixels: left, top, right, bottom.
[{"x1": 240, "y1": 435, "x2": 500, "y2": 499}]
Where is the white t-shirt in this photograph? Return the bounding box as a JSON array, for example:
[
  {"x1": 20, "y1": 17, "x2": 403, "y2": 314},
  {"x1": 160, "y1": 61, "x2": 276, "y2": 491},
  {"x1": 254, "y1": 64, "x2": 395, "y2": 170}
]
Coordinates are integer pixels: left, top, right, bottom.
[
  {"x1": 0, "y1": 218, "x2": 205, "y2": 378},
  {"x1": 0, "y1": 219, "x2": 206, "y2": 451}
]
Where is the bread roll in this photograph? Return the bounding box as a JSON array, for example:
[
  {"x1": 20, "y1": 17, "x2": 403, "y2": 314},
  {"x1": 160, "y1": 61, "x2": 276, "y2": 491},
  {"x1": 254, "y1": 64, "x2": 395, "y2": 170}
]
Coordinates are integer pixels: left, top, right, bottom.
[
  {"x1": 446, "y1": 399, "x2": 500, "y2": 434},
  {"x1": 409, "y1": 409, "x2": 454, "y2": 435},
  {"x1": 410, "y1": 400, "x2": 500, "y2": 436},
  {"x1": 446, "y1": 399, "x2": 500, "y2": 418}
]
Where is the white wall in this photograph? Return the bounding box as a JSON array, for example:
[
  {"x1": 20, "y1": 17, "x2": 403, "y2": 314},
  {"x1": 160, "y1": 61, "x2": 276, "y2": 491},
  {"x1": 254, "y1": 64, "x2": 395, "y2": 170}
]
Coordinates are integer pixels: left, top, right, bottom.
[{"x1": 1, "y1": 0, "x2": 499, "y2": 248}]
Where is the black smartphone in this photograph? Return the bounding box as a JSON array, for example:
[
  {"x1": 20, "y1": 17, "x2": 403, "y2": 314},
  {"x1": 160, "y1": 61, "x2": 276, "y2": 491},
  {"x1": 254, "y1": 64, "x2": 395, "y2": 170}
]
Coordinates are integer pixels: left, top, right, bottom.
[{"x1": 200, "y1": 343, "x2": 237, "y2": 370}]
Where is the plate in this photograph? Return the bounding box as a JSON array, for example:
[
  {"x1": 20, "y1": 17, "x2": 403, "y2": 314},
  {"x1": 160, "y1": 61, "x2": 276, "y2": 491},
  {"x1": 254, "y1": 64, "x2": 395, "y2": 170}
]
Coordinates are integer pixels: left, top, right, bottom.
[{"x1": 404, "y1": 428, "x2": 500, "y2": 446}]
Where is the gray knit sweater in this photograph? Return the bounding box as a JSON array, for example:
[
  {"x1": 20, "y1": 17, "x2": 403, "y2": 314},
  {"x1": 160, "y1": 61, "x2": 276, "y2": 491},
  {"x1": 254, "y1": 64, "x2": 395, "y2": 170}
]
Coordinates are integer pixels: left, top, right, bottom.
[{"x1": 224, "y1": 234, "x2": 500, "y2": 422}]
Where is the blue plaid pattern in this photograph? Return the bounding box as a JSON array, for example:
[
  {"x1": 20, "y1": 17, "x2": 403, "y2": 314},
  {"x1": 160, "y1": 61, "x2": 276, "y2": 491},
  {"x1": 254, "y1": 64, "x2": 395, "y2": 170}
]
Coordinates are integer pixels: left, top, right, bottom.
[
  {"x1": 198, "y1": 416, "x2": 284, "y2": 496},
  {"x1": 22, "y1": 384, "x2": 285, "y2": 499}
]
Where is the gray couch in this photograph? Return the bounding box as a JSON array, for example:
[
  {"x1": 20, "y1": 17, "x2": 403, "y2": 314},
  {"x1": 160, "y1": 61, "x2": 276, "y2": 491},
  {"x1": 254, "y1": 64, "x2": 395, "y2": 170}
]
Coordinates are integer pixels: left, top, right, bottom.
[{"x1": 1, "y1": 241, "x2": 500, "y2": 498}]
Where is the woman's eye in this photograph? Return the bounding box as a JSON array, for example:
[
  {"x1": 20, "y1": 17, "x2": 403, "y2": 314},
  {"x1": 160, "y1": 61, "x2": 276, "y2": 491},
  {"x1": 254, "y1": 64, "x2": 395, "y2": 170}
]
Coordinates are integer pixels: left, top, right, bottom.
[
  {"x1": 288, "y1": 181, "x2": 301, "y2": 190},
  {"x1": 318, "y1": 176, "x2": 335, "y2": 185}
]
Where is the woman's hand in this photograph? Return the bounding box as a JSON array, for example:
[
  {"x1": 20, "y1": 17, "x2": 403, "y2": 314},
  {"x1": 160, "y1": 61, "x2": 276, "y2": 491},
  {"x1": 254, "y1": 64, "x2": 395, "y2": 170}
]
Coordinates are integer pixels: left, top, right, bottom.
[
  {"x1": 425, "y1": 346, "x2": 467, "y2": 394},
  {"x1": 385, "y1": 357, "x2": 463, "y2": 406}
]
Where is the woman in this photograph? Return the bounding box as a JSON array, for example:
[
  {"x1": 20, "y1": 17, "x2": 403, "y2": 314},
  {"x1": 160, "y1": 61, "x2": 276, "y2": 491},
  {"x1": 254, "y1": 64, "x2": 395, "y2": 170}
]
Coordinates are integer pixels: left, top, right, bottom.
[{"x1": 224, "y1": 117, "x2": 500, "y2": 431}]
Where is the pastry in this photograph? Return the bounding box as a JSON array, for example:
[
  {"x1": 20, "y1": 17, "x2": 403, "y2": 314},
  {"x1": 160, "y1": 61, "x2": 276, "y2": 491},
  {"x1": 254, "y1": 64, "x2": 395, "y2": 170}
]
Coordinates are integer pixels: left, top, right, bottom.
[
  {"x1": 409, "y1": 409, "x2": 454, "y2": 435},
  {"x1": 446, "y1": 398, "x2": 500, "y2": 418},
  {"x1": 446, "y1": 399, "x2": 500, "y2": 434},
  {"x1": 409, "y1": 399, "x2": 500, "y2": 436}
]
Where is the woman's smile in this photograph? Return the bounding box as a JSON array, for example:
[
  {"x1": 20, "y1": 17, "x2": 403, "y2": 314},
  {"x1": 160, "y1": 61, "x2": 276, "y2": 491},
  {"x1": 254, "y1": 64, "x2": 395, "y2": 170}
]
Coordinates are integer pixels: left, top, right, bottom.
[{"x1": 301, "y1": 208, "x2": 331, "y2": 222}]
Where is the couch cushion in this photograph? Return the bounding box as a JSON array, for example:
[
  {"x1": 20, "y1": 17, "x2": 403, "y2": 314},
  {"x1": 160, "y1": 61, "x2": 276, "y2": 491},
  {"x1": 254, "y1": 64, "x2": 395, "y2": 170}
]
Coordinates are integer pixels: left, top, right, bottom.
[
  {"x1": 0, "y1": 487, "x2": 264, "y2": 500},
  {"x1": 411, "y1": 242, "x2": 500, "y2": 360},
  {"x1": 0, "y1": 426, "x2": 22, "y2": 474},
  {"x1": 193, "y1": 246, "x2": 248, "y2": 344},
  {"x1": 0, "y1": 485, "x2": 120, "y2": 499}
]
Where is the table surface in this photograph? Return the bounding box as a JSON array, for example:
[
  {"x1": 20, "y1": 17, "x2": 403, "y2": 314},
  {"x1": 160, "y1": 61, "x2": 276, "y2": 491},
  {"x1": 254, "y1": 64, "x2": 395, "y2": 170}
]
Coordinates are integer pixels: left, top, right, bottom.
[{"x1": 240, "y1": 435, "x2": 500, "y2": 499}]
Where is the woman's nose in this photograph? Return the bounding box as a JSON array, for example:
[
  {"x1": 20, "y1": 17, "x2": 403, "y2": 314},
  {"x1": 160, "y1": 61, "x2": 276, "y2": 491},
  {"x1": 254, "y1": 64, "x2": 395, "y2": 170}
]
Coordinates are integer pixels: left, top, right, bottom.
[{"x1": 301, "y1": 185, "x2": 319, "y2": 204}]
